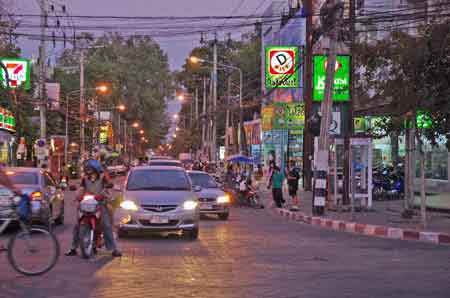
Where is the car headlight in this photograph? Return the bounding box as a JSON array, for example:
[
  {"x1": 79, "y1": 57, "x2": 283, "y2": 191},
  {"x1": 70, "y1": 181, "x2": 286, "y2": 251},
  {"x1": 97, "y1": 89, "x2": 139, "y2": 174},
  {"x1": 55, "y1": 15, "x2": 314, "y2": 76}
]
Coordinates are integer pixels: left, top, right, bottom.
[
  {"x1": 120, "y1": 200, "x2": 138, "y2": 211},
  {"x1": 183, "y1": 200, "x2": 198, "y2": 210},
  {"x1": 217, "y1": 195, "x2": 230, "y2": 204}
]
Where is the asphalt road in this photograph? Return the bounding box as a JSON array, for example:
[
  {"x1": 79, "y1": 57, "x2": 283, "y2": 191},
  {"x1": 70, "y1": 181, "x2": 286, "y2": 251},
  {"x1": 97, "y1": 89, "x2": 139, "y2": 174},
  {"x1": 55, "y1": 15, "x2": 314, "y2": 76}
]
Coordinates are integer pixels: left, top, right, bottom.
[{"x1": 0, "y1": 183, "x2": 449, "y2": 298}]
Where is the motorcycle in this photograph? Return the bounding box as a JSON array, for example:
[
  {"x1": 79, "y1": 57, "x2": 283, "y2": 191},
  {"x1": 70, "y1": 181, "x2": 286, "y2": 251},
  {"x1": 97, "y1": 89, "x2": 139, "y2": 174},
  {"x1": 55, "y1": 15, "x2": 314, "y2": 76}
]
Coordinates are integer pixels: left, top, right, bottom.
[
  {"x1": 372, "y1": 164, "x2": 404, "y2": 200},
  {"x1": 77, "y1": 193, "x2": 107, "y2": 259}
]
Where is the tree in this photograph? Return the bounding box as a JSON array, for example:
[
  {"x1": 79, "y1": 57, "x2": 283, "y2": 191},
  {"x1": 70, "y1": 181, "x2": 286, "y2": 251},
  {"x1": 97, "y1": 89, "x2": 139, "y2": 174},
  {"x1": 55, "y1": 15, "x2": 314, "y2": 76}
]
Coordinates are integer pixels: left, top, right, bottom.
[
  {"x1": 54, "y1": 34, "x2": 173, "y2": 150},
  {"x1": 356, "y1": 20, "x2": 450, "y2": 226}
]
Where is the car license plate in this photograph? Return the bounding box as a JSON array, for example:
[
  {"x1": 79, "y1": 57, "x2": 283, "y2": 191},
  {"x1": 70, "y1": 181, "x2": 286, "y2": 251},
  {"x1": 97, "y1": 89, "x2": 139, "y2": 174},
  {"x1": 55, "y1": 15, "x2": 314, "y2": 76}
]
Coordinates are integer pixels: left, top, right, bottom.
[
  {"x1": 201, "y1": 203, "x2": 213, "y2": 210},
  {"x1": 150, "y1": 216, "x2": 169, "y2": 224},
  {"x1": 31, "y1": 201, "x2": 41, "y2": 213}
]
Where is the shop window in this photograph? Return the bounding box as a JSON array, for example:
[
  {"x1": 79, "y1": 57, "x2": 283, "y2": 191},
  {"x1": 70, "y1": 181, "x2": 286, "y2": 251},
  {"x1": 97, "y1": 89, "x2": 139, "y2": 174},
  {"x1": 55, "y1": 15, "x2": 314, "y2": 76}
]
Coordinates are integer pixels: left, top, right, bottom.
[{"x1": 416, "y1": 140, "x2": 448, "y2": 180}]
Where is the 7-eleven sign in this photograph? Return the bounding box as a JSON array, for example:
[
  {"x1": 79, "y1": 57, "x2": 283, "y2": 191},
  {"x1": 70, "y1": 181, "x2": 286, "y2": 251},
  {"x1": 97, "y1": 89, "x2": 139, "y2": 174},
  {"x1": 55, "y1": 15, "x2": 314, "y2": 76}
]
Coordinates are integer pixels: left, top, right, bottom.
[{"x1": 0, "y1": 57, "x2": 31, "y2": 90}]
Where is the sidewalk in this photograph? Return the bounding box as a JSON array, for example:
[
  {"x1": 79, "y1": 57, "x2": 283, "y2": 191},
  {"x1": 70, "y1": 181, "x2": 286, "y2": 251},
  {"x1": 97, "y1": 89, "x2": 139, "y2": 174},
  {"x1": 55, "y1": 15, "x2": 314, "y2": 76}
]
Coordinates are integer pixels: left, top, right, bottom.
[{"x1": 260, "y1": 188, "x2": 450, "y2": 244}]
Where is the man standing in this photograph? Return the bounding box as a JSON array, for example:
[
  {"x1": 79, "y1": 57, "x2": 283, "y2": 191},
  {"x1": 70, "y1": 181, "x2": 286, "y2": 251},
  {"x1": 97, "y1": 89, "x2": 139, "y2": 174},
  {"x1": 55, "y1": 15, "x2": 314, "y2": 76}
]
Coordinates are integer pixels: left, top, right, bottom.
[
  {"x1": 286, "y1": 161, "x2": 300, "y2": 211},
  {"x1": 269, "y1": 165, "x2": 284, "y2": 208}
]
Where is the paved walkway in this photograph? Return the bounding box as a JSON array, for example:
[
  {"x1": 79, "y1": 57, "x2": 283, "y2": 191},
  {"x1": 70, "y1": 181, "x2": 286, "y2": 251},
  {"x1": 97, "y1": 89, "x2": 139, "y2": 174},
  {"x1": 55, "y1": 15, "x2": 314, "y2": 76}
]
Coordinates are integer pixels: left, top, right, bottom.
[{"x1": 260, "y1": 188, "x2": 450, "y2": 235}]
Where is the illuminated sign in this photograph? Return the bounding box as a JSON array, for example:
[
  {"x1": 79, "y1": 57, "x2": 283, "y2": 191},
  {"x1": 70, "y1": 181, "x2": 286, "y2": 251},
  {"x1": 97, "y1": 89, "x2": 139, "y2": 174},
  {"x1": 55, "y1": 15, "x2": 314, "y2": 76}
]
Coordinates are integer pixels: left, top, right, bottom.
[
  {"x1": 265, "y1": 46, "x2": 299, "y2": 89},
  {"x1": 313, "y1": 55, "x2": 350, "y2": 101},
  {"x1": 99, "y1": 125, "x2": 109, "y2": 144},
  {"x1": 273, "y1": 102, "x2": 305, "y2": 130},
  {"x1": 0, "y1": 107, "x2": 16, "y2": 132},
  {"x1": 0, "y1": 57, "x2": 31, "y2": 90}
]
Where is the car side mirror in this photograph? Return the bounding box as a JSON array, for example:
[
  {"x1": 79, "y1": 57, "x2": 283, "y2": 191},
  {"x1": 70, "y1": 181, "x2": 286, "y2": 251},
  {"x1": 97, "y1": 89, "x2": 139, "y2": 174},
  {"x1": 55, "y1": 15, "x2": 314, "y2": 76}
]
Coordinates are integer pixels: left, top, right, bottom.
[{"x1": 194, "y1": 185, "x2": 202, "y2": 192}]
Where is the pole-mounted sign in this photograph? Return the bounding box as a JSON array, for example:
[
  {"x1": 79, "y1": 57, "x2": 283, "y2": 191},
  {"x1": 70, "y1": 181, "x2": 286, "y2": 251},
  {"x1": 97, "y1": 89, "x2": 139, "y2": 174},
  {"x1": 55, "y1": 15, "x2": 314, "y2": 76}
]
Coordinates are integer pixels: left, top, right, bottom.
[
  {"x1": 313, "y1": 55, "x2": 350, "y2": 101},
  {"x1": 265, "y1": 46, "x2": 299, "y2": 89}
]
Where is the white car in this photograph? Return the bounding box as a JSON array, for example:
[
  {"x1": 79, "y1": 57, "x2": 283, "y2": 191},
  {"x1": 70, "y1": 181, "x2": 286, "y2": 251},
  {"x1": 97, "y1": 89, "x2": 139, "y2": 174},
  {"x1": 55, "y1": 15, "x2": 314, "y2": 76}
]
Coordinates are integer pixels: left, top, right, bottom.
[
  {"x1": 187, "y1": 171, "x2": 230, "y2": 220},
  {"x1": 115, "y1": 166, "x2": 200, "y2": 239}
]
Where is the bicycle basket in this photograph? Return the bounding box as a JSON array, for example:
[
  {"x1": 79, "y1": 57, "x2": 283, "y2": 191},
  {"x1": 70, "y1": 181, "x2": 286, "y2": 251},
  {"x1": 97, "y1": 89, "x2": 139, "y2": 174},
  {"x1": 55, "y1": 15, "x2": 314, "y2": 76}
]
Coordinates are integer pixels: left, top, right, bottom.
[
  {"x1": 80, "y1": 197, "x2": 98, "y2": 213},
  {"x1": 17, "y1": 195, "x2": 31, "y2": 220}
]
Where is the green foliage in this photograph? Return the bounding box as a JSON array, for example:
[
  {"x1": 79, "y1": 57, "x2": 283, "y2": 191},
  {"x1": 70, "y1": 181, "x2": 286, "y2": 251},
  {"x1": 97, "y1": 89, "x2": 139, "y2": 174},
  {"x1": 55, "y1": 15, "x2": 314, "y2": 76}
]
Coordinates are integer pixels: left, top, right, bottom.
[
  {"x1": 54, "y1": 34, "x2": 173, "y2": 147},
  {"x1": 355, "y1": 20, "x2": 450, "y2": 145}
]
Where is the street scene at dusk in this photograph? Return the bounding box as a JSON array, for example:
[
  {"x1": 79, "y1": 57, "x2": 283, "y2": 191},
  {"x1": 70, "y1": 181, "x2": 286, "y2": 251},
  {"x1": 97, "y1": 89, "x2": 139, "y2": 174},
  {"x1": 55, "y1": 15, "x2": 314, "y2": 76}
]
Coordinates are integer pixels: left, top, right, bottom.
[{"x1": 0, "y1": 0, "x2": 450, "y2": 297}]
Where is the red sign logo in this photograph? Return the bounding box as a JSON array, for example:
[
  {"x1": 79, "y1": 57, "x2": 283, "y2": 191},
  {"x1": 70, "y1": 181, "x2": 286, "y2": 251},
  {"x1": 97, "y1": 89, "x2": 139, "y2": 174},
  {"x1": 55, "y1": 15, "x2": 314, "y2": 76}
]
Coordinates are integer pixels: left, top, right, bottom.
[{"x1": 269, "y1": 49, "x2": 295, "y2": 75}]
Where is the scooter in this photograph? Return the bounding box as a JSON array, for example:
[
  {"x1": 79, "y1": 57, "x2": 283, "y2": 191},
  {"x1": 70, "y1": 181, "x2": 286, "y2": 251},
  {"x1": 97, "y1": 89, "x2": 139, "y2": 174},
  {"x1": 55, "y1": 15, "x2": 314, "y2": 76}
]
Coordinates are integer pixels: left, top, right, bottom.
[{"x1": 77, "y1": 193, "x2": 107, "y2": 259}]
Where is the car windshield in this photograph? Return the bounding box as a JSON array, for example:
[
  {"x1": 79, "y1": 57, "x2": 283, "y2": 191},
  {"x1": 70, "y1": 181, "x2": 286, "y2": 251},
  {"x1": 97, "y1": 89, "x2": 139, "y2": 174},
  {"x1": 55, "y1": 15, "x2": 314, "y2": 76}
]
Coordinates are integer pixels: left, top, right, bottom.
[
  {"x1": 188, "y1": 173, "x2": 218, "y2": 189},
  {"x1": 3, "y1": 172, "x2": 38, "y2": 185},
  {"x1": 127, "y1": 169, "x2": 190, "y2": 191}
]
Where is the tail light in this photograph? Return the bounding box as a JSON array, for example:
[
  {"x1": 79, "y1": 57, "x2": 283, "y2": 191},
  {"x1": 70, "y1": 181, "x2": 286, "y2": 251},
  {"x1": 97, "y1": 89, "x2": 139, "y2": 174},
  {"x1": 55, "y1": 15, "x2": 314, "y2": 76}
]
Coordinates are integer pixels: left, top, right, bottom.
[
  {"x1": 31, "y1": 191, "x2": 43, "y2": 200},
  {"x1": 83, "y1": 194, "x2": 95, "y2": 201}
]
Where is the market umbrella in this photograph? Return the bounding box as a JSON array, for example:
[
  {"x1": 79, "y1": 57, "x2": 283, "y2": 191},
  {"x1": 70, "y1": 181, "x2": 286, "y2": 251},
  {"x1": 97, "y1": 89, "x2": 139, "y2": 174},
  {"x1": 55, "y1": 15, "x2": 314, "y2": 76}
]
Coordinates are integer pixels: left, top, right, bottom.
[{"x1": 226, "y1": 154, "x2": 254, "y2": 164}]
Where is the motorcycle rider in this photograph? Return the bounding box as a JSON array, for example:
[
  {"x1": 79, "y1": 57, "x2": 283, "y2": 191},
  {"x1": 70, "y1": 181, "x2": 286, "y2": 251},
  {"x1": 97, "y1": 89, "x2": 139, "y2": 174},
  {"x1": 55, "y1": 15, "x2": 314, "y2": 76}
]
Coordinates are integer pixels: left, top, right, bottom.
[{"x1": 65, "y1": 159, "x2": 122, "y2": 257}]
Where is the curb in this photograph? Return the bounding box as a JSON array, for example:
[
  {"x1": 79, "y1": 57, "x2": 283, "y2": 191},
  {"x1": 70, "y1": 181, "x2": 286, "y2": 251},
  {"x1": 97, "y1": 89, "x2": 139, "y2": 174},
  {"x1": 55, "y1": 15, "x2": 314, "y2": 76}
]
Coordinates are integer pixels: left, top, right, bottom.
[{"x1": 276, "y1": 208, "x2": 450, "y2": 246}]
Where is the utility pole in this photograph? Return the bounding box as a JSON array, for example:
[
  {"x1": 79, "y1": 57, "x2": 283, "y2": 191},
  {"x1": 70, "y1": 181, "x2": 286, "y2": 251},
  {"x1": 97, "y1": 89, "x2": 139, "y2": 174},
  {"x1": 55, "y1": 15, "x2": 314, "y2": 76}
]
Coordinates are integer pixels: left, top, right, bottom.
[
  {"x1": 303, "y1": 0, "x2": 314, "y2": 191},
  {"x1": 313, "y1": 0, "x2": 343, "y2": 215},
  {"x1": 202, "y1": 77, "x2": 207, "y2": 152},
  {"x1": 39, "y1": 0, "x2": 47, "y2": 139},
  {"x1": 225, "y1": 76, "x2": 231, "y2": 157},
  {"x1": 79, "y1": 50, "x2": 86, "y2": 158},
  {"x1": 343, "y1": 0, "x2": 356, "y2": 206},
  {"x1": 238, "y1": 68, "x2": 244, "y2": 154},
  {"x1": 194, "y1": 87, "x2": 199, "y2": 123},
  {"x1": 211, "y1": 34, "x2": 218, "y2": 162},
  {"x1": 64, "y1": 96, "x2": 69, "y2": 165}
]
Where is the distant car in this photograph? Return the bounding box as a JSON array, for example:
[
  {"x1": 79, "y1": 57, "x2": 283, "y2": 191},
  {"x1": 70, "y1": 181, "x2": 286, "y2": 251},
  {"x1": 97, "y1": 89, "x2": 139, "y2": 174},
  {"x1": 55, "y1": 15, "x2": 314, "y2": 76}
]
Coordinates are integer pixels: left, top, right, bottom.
[
  {"x1": 115, "y1": 166, "x2": 200, "y2": 239},
  {"x1": 150, "y1": 156, "x2": 173, "y2": 160},
  {"x1": 0, "y1": 168, "x2": 65, "y2": 226},
  {"x1": 107, "y1": 164, "x2": 128, "y2": 176},
  {"x1": 187, "y1": 171, "x2": 230, "y2": 220},
  {"x1": 148, "y1": 159, "x2": 183, "y2": 168}
]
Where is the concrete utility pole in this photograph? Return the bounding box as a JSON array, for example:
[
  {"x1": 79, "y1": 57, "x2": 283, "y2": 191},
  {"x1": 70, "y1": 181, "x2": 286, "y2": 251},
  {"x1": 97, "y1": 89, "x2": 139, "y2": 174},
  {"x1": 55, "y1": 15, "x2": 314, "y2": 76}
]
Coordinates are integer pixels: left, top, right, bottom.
[
  {"x1": 303, "y1": 0, "x2": 314, "y2": 191},
  {"x1": 39, "y1": 0, "x2": 47, "y2": 139},
  {"x1": 202, "y1": 77, "x2": 207, "y2": 152},
  {"x1": 194, "y1": 87, "x2": 199, "y2": 123},
  {"x1": 225, "y1": 76, "x2": 231, "y2": 157},
  {"x1": 238, "y1": 68, "x2": 243, "y2": 154},
  {"x1": 313, "y1": 0, "x2": 343, "y2": 215},
  {"x1": 79, "y1": 50, "x2": 86, "y2": 158},
  {"x1": 211, "y1": 34, "x2": 218, "y2": 162}
]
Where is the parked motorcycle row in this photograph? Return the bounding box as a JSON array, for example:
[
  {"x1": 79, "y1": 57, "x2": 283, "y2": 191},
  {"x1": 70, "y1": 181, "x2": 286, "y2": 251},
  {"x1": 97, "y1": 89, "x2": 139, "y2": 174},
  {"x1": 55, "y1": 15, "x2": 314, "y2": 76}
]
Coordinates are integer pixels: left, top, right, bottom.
[{"x1": 372, "y1": 164, "x2": 405, "y2": 200}]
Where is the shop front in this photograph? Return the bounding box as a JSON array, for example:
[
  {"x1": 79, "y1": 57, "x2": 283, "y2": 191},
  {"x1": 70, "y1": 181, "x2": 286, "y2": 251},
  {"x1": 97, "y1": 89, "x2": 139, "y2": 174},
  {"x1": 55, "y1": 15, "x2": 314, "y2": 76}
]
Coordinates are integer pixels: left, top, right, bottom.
[{"x1": 0, "y1": 107, "x2": 16, "y2": 165}]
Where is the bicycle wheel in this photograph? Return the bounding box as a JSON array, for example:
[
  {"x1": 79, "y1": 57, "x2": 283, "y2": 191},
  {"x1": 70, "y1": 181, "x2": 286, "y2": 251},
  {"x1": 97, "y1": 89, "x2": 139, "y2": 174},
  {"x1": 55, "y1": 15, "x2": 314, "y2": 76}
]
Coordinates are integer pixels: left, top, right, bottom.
[{"x1": 7, "y1": 226, "x2": 60, "y2": 276}]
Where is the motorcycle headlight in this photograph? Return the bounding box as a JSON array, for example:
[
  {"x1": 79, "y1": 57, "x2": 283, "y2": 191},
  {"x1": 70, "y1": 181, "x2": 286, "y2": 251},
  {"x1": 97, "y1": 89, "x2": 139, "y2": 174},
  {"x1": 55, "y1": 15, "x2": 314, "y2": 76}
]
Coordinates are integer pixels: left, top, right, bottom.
[
  {"x1": 120, "y1": 200, "x2": 138, "y2": 211},
  {"x1": 183, "y1": 200, "x2": 198, "y2": 210},
  {"x1": 217, "y1": 195, "x2": 230, "y2": 204}
]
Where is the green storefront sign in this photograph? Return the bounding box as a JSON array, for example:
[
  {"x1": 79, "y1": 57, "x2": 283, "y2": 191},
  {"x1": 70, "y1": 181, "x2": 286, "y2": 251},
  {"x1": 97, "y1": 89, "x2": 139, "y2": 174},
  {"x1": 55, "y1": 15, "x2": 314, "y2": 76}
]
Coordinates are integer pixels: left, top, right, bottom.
[
  {"x1": 273, "y1": 102, "x2": 305, "y2": 130},
  {"x1": 0, "y1": 107, "x2": 16, "y2": 132},
  {"x1": 313, "y1": 55, "x2": 350, "y2": 101},
  {"x1": 265, "y1": 46, "x2": 299, "y2": 89}
]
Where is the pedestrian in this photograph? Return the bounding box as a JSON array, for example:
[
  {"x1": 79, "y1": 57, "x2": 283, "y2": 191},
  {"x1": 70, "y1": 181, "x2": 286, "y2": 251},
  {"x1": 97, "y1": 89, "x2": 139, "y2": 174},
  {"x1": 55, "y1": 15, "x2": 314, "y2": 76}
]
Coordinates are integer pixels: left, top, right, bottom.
[
  {"x1": 268, "y1": 165, "x2": 284, "y2": 208},
  {"x1": 286, "y1": 160, "x2": 300, "y2": 211}
]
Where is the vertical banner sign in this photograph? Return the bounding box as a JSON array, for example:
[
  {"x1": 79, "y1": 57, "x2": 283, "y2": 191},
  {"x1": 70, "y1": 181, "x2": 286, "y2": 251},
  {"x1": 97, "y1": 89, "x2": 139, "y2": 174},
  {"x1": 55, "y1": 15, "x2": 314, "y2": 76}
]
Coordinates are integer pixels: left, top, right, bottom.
[
  {"x1": 0, "y1": 57, "x2": 31, "y2": 90},
  {"x1": 273, "y1": 103, "x2": 305, "y2": 130},
  {"x1": 313, "y1": 55, "x2": 350, "y2": 101},
  {"x1": 265, "y1": 46, "x2": 299, "y2": 89}
]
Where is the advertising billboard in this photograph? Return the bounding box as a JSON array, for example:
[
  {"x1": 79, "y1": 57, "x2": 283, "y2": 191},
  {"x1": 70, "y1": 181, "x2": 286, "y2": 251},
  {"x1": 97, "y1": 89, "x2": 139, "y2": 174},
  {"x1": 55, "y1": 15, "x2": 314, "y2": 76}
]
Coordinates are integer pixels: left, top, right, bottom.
[
  {"x1": 265, "y1": 46, "x2": 299, "y2": 89},
  {"x1": 313, "y1": 55, "x2": 350, "y2": 101},
  {"x1": 0, "y1": 57, "x2": 31, "y2": 90},
  {"x1": 273, "y1": 102, "x2": 305, "y2": 130},
  {"x1": 0, "y1": 107, "x2": 16, "y2": 132}
]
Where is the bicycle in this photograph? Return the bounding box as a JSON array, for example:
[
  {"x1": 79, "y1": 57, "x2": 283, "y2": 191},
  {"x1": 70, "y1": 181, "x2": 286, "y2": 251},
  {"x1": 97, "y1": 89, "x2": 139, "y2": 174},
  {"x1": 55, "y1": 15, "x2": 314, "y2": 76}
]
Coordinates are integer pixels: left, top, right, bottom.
[{"x1": 0, "y1": 195, "x2": 60, "y2": 276}]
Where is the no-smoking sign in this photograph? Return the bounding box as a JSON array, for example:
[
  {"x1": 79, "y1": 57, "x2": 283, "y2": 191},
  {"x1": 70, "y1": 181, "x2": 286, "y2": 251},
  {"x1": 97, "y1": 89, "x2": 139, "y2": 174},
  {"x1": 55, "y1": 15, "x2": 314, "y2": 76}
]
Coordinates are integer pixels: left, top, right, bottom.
[
  {"x1": 269, "y1": 49, "x2": 295, "y2": 75},
  {"x1": 265, "y1": 46, "x2": 299, "y2": 89}
]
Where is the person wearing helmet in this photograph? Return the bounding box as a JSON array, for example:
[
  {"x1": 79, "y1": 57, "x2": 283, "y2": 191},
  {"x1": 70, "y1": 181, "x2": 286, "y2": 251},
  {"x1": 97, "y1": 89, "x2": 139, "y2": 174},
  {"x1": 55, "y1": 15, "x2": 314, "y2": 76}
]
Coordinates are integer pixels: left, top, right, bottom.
[{"x1": 65, "y1": 159, "x2": 122, "y2": 257}]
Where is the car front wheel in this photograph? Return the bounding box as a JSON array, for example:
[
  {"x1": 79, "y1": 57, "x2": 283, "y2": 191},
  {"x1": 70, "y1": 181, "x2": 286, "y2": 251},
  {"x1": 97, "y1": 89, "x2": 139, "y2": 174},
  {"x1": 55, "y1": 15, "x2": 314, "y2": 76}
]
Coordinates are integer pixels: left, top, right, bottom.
[
  {"x1": 218, "y1": 213, "x2": 229, "y2": 220},
  {"x1": 183, "y1": 227, "x2": 199, "y2": 240}
]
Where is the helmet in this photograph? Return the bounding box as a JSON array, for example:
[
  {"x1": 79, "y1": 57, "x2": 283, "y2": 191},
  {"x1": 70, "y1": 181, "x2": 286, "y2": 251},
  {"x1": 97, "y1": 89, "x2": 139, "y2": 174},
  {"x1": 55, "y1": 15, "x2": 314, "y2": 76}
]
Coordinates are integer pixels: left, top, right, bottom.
[{"x1": 84, "y1": 159, "x2": 103, "y2": 175}]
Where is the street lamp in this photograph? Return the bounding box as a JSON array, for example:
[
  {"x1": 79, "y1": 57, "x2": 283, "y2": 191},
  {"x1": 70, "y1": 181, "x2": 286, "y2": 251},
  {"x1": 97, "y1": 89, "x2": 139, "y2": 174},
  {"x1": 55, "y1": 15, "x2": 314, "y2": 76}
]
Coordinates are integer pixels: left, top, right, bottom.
[
  {"x1": 190, "y1": 55, "x2": 244, "y2": 154},
  {"x1": 139, "y1": 129, "x2": 144, "y2": 135},
  {"x1": 177, "y1": 94, "x2": 184, "y2": 101},
  {"x1": 132, "y1": 121, "x2": 140, "y2": 128},
  {"x1": 173, "y1": 134, "x2": 177, "y2": 138},
  {"x1": 96, "y1": 84, "x2": 108, "y2": 93},
  {"x1": 117, "y1": 104, "x2": 126, "y2": 112},
  {"x1": 173, "y1": 114, "x2": 179, "y2": 120}
]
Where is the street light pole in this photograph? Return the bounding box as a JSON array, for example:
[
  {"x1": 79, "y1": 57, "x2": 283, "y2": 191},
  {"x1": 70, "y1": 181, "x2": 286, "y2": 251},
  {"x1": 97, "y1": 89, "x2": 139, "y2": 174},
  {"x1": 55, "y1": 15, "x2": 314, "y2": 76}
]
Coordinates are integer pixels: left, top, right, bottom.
[
  {"x1": 211, "y1": 36, "x2": 218, "y2": 162},
  {"x1": 238, "y1": 68, "x2": 243, "y2": 153},
  {"x1": 64, "y1": 95, "x2": 69, "y2": 165},
  {"x1": 79, "y1": 50, "x2": 85, "y2": 159},
  {"x1": 39, "y1": 0, "x2": 47, "y2": 140}
]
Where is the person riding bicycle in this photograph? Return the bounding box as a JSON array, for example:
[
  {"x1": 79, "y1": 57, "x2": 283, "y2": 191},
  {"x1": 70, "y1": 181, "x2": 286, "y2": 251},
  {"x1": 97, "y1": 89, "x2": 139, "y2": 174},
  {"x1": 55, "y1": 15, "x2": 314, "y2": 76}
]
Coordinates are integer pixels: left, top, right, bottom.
[{"x1": 65, "y1": 159, "x2": 122, "y2": 257}]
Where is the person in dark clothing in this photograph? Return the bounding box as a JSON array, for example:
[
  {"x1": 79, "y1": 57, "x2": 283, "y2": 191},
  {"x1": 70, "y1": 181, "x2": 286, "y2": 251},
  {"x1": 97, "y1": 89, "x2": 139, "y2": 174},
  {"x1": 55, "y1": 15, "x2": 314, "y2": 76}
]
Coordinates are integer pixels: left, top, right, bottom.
[{"x1": 286, "y1": 160, "x2": 300, "y2": 211}]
